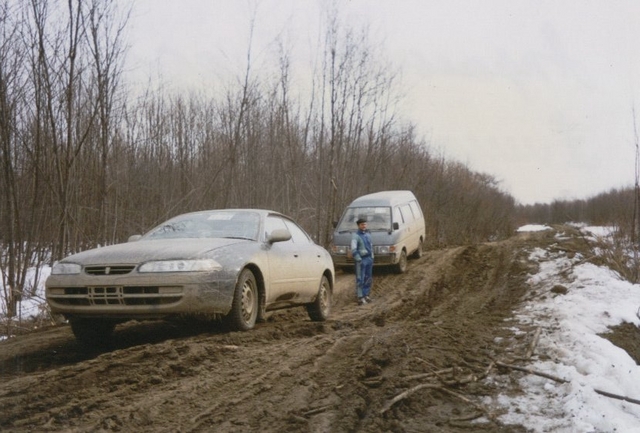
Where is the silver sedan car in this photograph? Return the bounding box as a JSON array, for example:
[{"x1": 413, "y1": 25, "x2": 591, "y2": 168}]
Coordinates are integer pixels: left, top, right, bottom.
[{"x1": 46, "y1": 209, "x2": 334, "y2": 344}]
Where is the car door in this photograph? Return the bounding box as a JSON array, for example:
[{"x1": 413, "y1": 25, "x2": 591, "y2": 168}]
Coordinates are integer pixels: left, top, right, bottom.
[
  {"x1": 282, "y1": 218, "x2": 322, "y2": 295},
  {"x1": 264, "y1": 215, "x2": 314, "y2": 302}
]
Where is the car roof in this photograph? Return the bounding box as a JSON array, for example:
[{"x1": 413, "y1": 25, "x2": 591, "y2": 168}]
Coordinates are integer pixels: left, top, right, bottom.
[
  {"x1": 176, "y1": 209, "x2": 289, "y2": 219},
  {"x1": 347, "y1": 190, "x2": 417, "y2": 207}
]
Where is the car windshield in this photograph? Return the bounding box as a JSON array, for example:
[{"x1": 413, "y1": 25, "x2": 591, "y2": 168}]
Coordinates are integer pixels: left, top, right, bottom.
[
  {"x1": 336, "y1": 207, "x2": 391, "y2": 232},
  {"x1": 143, "y1": 211, "x2": 261, "y2": 241}
]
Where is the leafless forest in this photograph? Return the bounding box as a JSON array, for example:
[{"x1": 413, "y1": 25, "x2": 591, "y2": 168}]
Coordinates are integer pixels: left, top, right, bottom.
[{"x1": 0, "y1": 0, "x2": 636, "y2": 318}]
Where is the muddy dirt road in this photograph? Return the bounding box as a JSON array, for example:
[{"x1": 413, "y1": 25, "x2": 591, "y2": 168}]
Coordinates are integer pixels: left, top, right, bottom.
[{"x1": 1, "y1": 227, "x2": 631, "y2": 432}]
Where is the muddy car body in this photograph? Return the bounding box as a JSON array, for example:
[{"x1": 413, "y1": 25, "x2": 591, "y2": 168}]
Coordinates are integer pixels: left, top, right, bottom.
[{"x1": 46, "y1": 209, "x2": 334, "y2": 344}]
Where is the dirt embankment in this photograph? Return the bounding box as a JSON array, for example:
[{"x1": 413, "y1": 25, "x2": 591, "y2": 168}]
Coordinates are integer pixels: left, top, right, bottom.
[{"x1": 1, "y1": 227, "x2": 634, "y2": 432}]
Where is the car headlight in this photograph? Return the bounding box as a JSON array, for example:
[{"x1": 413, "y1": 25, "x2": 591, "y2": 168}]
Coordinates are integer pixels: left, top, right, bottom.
[
  {"x1": 375, "y1": 246, "x2": 392, "y2": 254},
  {"x1": 51, "y1": 262, "x2": 82, "y2": 275},
  {"x1": 138, "y1": 259, "x2": 222, "y2": 273}
]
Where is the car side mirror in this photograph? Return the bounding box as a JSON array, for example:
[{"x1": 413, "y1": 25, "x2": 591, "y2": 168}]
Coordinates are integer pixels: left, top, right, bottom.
[
  {"x1": 332, "y1": 220, "x2": 338, "y2": 228},
  {"x1": 268, "y1": 229, "x2": 292, "y2": 244},
  {"x1": 128, "y1": 235, "x2": 142, "y2": 242},
  {"x1": 392, "y1": 222, "x2": 400, "y2": 230}
]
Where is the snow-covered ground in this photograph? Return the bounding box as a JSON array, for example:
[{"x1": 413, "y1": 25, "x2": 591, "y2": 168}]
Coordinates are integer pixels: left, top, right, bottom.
[
  {"x1": 0, "y1": 265, "x2": 51, "y2": 341},
  {"x1": 2, "y1": 225, "x2": 640, "y2": 432},
  {"x1": 493, "y1": 225, "x2": 640, "y2": 433}
]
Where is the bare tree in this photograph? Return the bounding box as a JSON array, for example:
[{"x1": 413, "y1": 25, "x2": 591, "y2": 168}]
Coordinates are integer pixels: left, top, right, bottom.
[
  {"x1": 86, "y1": 0, "x2": 129, "y2": 245},
  {"x1": 0, "y1": 0, "x2": 26, "y2": 318},
  {"x1": 632, "y1": 106, "x2": 640, "y2": 281}
]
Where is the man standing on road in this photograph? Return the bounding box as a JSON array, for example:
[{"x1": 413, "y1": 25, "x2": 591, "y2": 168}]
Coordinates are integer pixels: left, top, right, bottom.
[{"x1": 352, "y1": 218, "x2": 374, "y2": 306}]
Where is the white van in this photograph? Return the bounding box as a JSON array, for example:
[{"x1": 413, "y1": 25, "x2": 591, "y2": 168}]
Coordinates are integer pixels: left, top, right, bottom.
[{"x1": 330, "y1": 190, "x2": 426, "y2": 273}]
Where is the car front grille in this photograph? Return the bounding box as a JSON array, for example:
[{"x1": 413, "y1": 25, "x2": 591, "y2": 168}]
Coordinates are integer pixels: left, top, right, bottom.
[
  {"x1": 50, "y1": 286, "x2": 182, "y2": 306},
  {"x1": 84, "y1": 265, "x2": 136, "y2": 275}
]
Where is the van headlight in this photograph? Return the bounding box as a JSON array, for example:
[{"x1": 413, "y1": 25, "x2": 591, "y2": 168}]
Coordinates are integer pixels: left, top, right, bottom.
[
  {"x1": 375, "y1": 246, "x2": 395, "y2": 254},
  {"x1": 332, "y1": 245, "x2": 348, "y2": 255}
]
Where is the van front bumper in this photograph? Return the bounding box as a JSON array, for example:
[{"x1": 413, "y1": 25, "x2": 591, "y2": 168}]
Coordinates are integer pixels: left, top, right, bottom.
[{"x1": 331, "y1": 253, "x2": 397, "y2": 268}]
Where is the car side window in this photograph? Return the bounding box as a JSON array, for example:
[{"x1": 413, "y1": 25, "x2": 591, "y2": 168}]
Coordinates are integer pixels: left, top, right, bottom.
[
  {"x1": 284, "y1": 220, "x2": 312, "y2": 244},
  {"x1": 265, "y1": 216, "x2": 290, "y2": 242}
]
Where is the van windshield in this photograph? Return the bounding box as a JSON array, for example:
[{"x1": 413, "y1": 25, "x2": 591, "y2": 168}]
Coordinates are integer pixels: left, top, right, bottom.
[{"x1": 336, "y1": 207, "x2": 392, "y2": 232}]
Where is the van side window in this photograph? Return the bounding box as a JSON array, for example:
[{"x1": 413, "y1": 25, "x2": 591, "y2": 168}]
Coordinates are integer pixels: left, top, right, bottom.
[
  {"x1": 409, "y1": 200, "x2": 423, "y2": 219},
  {"x1": 400, "y1": 204, "x2": 415, "y2": 223}
]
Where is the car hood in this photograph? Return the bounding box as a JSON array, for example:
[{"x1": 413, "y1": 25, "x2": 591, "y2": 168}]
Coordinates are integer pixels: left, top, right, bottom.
[{"x1": 60, "y1": 238, "x2": 249, "y2": 265}]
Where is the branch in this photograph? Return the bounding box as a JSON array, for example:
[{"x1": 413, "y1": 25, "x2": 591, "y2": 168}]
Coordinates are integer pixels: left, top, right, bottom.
[
  {"x1": 438, "y1": 387, "x2": 495, "y2": 420},
  {"x1": 496, "y1": 361, "x2": 640, "y2": 406},
  {"x1": 380, "y1": 383, "x2": 441, "y2": 414},
  {"x1": 302, "y1": 404, "x2": 333, "y2": 417},
  {"x1": 495, "y1": 361, "x2": 568, "y2": 384},
  {"x1": 405, "y1": 367, "x2": 453, "y2": 381},
  {"x1": 594, "y1": 388, "x2": 640, "y2": 406},
  {"x1": 524, "y1": 327, "x2": 541, "y2": 359},
  {"x1": 380, "y1": 380, "x2": 495, "y2": 420}
]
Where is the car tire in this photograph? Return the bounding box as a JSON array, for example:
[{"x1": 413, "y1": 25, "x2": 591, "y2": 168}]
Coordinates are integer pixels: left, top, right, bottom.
[
  {"x1": 70, "y1": 318, "x2": 116, "y2": 346},
  {"x1": 394, "y1": 249, "x2": 408, "y2": 274},
  {"x1": 307, "y1": 275, "x2": 331, "y2": 321},
  {"x1": 225, "y1": 268, "x2": 258, "y2": 331}
]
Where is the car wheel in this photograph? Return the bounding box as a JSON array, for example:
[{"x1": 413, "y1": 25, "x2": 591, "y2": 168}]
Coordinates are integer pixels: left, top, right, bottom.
[
  {"x1": 394, "y1": 249, "x2": 408, "y2": 274},
  {"x1": 225, "y1": 268, "x2": 258, "y2": 331},
  {"x1": 412, "y1": 239, "x2": 423, "y2": 259},
  {"x1": 307, "y1": 275, "x2": 331, "y2": 321},
  {"x1": 70, "y1": 318, "x2": 116, "y2": 346}
]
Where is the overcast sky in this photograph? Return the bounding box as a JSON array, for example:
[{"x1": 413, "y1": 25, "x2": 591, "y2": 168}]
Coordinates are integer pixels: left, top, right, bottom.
[{"x1": 123, "y1": 0, "x2": 640, "y2": 205}]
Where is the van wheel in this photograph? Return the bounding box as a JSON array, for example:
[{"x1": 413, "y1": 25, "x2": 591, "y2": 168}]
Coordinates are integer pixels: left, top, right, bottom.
[
  {"x1": 394, "y1": 250, "x2": 408, "y2": 273},
  {"x1": 412, "y1": 240, "x2": 423, "y2": 259}
]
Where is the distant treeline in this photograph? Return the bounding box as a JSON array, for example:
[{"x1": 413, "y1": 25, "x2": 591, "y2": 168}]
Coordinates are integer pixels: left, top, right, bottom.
[
  {"x1": 517, "y1": 186, "x2": 640, "y2": 283},
  {"x1": 516, "y1": 187, "x2": 637, "y2": 236}
]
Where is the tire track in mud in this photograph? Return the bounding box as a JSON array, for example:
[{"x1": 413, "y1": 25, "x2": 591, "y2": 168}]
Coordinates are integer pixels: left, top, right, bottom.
[{"x1": 0, "y1": 232, "x2": 556, "y2": 432}]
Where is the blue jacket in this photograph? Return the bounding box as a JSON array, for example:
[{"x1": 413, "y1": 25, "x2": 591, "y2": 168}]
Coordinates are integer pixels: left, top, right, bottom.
[{"x1": 351, "y1": 230, "x2": 374, "y2": 262}]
